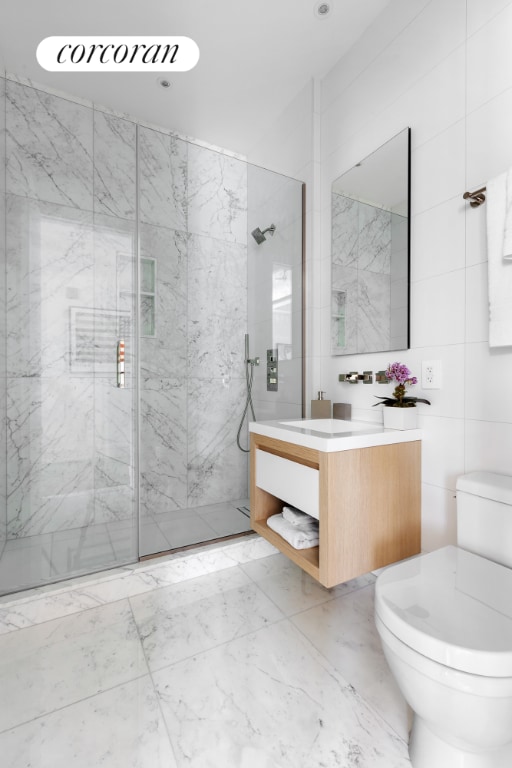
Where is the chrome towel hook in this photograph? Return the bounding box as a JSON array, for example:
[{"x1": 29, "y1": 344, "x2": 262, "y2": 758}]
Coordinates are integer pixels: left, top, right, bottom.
[{"x1": 463, "y1": 186, "x2": 486, "y2": 207}]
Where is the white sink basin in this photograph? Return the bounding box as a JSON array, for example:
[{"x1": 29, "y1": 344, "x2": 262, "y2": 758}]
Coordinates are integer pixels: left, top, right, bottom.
[
  {"x1": 250, "y1": 418, "x2": 422, "y2": 452},
  {"x1": 279, "y1": 419, "x2": 370, "y2": 434}
]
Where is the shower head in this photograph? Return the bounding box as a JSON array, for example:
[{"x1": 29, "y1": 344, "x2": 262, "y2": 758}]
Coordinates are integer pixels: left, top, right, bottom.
[{"x1": 251, "y1": 224, "x2": 276, "y2": 245}]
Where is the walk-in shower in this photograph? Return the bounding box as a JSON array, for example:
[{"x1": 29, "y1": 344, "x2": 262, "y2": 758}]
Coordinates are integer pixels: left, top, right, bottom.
[{"x1": 0, "y1": 74, "x2": 304, "y2": 596}]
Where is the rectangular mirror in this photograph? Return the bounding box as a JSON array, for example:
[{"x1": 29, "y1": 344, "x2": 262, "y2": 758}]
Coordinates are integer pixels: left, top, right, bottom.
[{"x1": 331, "y1": 127, "x2": 410, "y2": 356}]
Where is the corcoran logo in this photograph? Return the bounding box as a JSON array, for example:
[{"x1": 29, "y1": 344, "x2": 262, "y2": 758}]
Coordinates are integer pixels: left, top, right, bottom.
[{"x1": 37, "y1": 36, "x2": 200, "y2": 72}]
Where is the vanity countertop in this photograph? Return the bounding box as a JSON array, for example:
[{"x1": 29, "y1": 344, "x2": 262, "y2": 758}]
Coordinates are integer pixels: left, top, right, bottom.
[{"x1": 249, "y1": 418, "x2": 422, "y2": 452}]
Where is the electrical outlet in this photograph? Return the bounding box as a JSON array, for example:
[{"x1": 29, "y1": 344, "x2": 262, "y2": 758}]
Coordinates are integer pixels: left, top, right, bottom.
[{"x1": 422, "y1": 360, "x2": 442, "y2": 390}]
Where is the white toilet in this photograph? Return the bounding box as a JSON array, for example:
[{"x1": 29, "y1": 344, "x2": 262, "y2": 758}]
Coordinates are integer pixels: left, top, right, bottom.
[{"x1": 375, "y1": 471, "x2": 512, "y2": 768}]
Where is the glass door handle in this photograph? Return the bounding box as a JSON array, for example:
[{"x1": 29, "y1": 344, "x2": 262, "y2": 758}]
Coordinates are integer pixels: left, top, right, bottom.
[{"x1": 117, "y1": 340, "x2": 125, "y2": 388}]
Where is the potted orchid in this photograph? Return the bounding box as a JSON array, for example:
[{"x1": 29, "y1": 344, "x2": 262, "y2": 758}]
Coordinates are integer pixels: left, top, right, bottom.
[{"x1": 374, "y1": 362, "x2": 430, "y2": 430}]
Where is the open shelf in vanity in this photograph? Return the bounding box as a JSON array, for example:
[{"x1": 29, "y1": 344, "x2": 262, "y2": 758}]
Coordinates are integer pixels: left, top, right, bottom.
[{"x1": 250, "y1": 422, "x2": 421, "y2": 588}]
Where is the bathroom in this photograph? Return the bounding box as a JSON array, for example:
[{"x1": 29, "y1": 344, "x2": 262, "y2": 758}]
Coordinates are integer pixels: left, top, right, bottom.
[{"x1": 1, "y1": 0, "x2": 512, "y2": 766}]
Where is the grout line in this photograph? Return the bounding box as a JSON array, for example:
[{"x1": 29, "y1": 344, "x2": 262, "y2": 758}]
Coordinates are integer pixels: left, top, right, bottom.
[
  {"x1": 0, "y1": 670, "x2": 150, "y2": 738},
  {"x1": 126, "y1": 597, "x2": 180, "y2": 765}
]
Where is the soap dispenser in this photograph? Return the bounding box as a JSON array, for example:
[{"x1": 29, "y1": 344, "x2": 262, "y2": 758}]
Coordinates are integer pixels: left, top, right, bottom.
[{"x1": 311, "y1": 391, "x2": 331, "y2": 418}]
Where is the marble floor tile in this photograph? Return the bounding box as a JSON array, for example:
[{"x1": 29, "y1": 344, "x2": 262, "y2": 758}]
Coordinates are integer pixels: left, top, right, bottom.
[
  {"x1": 153, "y1": 619, "x2": 410, "y2": 768},
  {"x1": 240, "y1": 553, "x2": 375, "y2": 616},
  {"x1": 129, "y1": 566, "x2": 283, "y2": 671},
  {"x1": 0, "y1": 541, "x2": 412, "y2": 767},
  {"x1": 0, "y1": 676, "x2": 177, "y2": 768},
  {"x1": 291, "y1": 584, "x2": 410, "y2": 740},
  {"x1": 0, "y1": 599, "x2": 148, "y2": 731}
]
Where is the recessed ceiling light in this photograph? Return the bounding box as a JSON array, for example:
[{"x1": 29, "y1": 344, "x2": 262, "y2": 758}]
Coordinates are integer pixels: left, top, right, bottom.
[
  {"x1": 314, "y1": 2, "x2": 331, "y2": 18},
  {"x1": 157, "y1": 77, "x2": 172, "y2": 90}
]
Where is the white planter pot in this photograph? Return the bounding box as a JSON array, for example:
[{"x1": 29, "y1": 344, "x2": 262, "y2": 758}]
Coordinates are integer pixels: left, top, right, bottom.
[{"x1": 383, "y1": 406, "x2": 417, "y2": 430}]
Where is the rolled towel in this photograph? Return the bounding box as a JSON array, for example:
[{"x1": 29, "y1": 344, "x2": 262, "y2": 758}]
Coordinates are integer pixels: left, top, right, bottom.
[
  {"x1": 282, "y1": 505, "x2": 318, "y2": 527},
  {"x1": 267, "y1": 513, "x2": 319, "y2": 550}
]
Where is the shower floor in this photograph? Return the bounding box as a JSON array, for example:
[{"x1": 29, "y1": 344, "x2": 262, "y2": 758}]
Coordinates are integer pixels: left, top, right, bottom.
[
  {"x1": 139, "y1": 498, "x2": 252, "y2": 557},
  {"x1": 0, "y1": 499, "x2": 251, "y2": 596}
]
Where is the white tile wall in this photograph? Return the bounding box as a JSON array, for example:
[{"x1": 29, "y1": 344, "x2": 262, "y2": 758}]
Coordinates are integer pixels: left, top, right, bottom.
[
  {"x1": 411, "y1": 197, "x2": 465, "y2": 282},
  {"x1": 466, "y1": 0, "x2": 512, "y2": 35},
  {"x1": 465, "y1": 263, "x2": 489, "y2": 343},
  {"x1": 466, "y1": 86, "x2": 512, "y2": 188},
  {"x1": 315, "y1": 0, "x2": 512, "y2": 551},
  {"x1": 466, "y1": 2, "x2": 512, "y2": 113}
]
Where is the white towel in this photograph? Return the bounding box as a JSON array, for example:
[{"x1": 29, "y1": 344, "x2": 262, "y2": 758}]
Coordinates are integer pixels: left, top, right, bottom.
[
  {"x1": 503, "y1": 170, "x2": 512, "y2": 260},
  {"x1": 282, "y1": 505, "x2": 318, "y2": 527},
  {"x1": 267, "y1": 513, "x2": 319, "y2": 550},
  {"x1": 486, "y1": 170, "x2": 512, "y2": 347}
]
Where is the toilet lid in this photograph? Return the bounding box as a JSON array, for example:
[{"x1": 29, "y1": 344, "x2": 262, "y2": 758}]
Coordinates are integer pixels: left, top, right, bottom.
[{"x1": 375, "y1": 546, "x2": 512, "y2": 676}]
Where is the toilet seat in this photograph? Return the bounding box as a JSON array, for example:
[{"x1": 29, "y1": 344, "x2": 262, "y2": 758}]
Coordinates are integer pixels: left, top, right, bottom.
[{"x1": 375, "y1": 545, "x2": 512, "y2": 677}]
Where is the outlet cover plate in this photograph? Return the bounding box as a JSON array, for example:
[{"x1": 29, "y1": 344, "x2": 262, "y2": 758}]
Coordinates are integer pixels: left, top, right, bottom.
[{"x1": 422, "y1": 360, "x2": 442, "y2": 389}]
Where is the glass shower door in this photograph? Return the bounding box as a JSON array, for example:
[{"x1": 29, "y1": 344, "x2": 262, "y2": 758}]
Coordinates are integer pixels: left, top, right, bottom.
[{"x1": 1, "y1": 204, "x2": 138, "y2": 595}]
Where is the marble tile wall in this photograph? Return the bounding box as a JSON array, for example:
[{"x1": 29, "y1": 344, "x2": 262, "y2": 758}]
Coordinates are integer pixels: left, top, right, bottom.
[
  {"x1": 138, "y1": 129, "x2": 250, "y2": 516},
  {"x1": 331, "y1": 193, "x2": 391, "y2": 354},
  {"x1": 187, "y1": 144, "x2": 247, "y2": 244},
  {"x1": 138, "y1": 221, "x2": 188, "y2": 520},
  {"x1": 6, "y1": 80, "x2": 94, "y2": 211},
  {"x1": 139, "y1": 127, "x2": 187, "y2": 231},
  {"x1": 185, "y1": 148, "x2": 248, "y2": 508}
]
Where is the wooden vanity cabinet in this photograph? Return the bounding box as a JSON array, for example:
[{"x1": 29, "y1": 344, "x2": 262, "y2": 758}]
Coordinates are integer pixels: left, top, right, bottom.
[{"x1": 250, "y1": 432, "x2": 421, "y2": 588}]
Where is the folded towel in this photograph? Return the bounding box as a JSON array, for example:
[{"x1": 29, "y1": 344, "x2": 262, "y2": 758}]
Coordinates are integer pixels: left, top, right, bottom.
[
  {"x1": 486, "y1": 170, "x2": 512, "y2": 347},
  {"x1": 267, "y1": 513, "x2": 319, "y2": 550},
  {"x1": 282, "y1": 505, "x2": 318, "y2": 527}
]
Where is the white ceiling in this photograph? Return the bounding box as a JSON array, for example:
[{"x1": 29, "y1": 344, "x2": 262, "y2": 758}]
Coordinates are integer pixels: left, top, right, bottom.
[{"x1": 0, "y1": 0, "x2": 390, "y2": 156}]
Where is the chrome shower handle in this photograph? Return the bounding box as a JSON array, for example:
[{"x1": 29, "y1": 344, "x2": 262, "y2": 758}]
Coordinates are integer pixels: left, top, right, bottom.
[{"x1": 117, "y1": 340, "x2": 125, "y2": 388}]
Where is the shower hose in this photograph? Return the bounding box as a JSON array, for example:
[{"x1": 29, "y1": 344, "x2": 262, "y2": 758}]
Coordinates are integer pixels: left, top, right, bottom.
[{"x1": 236, "y1": 356, "x2": 257, "y2": 453}]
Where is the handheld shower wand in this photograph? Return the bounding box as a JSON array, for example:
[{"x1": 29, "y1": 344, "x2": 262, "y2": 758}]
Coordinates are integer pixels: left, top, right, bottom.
[{"x1": 237, "y1": 334, "x2": 259, "y2": 452}]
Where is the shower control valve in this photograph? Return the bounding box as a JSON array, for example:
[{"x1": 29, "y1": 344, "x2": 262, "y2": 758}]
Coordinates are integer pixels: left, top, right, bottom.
[{"x1": 267, "y1": 348, "x2": 278, "y2": 392}]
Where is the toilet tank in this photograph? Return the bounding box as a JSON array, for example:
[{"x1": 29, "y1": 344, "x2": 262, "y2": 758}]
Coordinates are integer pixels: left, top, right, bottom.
[{"x1": 456, "y1": 471, "x2": 512, "y2": 568}]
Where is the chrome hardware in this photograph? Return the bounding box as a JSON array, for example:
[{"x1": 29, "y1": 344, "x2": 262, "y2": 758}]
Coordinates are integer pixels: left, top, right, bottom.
[
  {"x1": 338, "y1": 371, "x2": 373, "y2": 384},
  {"x1": 463, "y1": 186, "x2": 486, "y2": 208},
  {"x1": 375, "y1": 370, "x2": 389, "y2": 384},
  {"x1": 267, "y1": 348, "x2": 278, "y2": 391},
  {"x1": 117, "y1": 340, "x2": 125, "y2": 388}
]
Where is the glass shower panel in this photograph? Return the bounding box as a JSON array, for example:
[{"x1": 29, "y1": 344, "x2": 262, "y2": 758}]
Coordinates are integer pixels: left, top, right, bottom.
[
  {"x1": 0, "y1": 203, "x2": 137, "y2": 595},
  {"x1": 0, "y1": 81, "x2": 138, "y2": 594},
  {"x1": 248, "y1": 166, "x2": 304, "y2": 423},
  {"x1": 90, "y1": 216, "x2": 138, "y2": 568}
]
